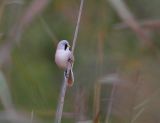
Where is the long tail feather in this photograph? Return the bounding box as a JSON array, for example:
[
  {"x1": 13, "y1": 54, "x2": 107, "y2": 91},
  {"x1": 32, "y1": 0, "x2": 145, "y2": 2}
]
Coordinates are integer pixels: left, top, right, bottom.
[{"x1": 67, "y1": 68, "x2": 74, "y2": 87}]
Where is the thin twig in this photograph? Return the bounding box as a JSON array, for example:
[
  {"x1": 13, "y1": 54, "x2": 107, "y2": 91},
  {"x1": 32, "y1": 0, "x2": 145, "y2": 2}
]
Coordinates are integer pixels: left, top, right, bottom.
[
  {"x1": 71, "y1": 0, "x2": 84, "y2": 53},
  {"x1": 54, "y1": 0, "x2": 84, "y2": 123},
  {"x1": 54, "y1": 77, "x2": 68, "y2": 123}
]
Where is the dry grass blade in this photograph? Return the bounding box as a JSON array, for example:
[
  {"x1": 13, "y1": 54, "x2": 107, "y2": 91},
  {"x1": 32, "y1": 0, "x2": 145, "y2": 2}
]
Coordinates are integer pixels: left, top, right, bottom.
[
  {"x1": 0, "y1": 0, "x2": 6, "y2": 24},
  {"x1": 15, "y1": 0, "x2": 50, "y2": 43},
  {"x1": 114, "y1": 20, "x2": 160, "y2": 30},
  {"x1": 93, "y1": 83, "x2": 101, "y2": 122},
  {"x1": 0, "y1": 0, "x2": 50, "y2": 66},
  {"x1": 105, "y1": 82, "x2": 116, "y2": 123},
  {"x1": 94, "y1": 111, "x2": 100, "y2": 123},
  {"x1": 30, "y1": 110, "x2": 34, "y2": 123},
  {"x1": 39, "y1": 16, "x2": 58, "y2": 46},
  {"x1": 20, "y1": 0, "x2": 50, "y2": 29},
  {"x1": 131, "y1": 107, "x2": 145, "y2": 123},
  {"x1": 108, "y1": 0, "x2": 152, "y2": 47},
  {"x1": 134, "y1": 88, "x2": 160, "y2": 110}
]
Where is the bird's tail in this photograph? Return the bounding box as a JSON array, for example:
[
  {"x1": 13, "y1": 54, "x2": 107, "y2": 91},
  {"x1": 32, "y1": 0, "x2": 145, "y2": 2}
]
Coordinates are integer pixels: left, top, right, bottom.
[{"x1": 67, "y1": 68, "x2": 74, "y2": 87}]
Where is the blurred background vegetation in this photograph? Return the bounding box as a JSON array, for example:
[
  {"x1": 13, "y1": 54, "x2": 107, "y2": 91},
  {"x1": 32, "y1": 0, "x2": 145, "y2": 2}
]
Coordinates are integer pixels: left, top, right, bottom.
[{"x1": 0, "y1": 0, "x2": 160, "y2": 123}]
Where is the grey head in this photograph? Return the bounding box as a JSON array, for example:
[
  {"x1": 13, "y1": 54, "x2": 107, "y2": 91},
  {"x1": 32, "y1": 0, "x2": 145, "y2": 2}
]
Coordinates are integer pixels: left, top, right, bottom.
[{"x1": 57, "y1": 40, "x2": 70, "y2": 50}]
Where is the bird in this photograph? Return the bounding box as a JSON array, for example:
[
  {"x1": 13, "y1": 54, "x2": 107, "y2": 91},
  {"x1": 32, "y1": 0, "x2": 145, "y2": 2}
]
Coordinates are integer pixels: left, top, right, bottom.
[{"x1": 55, "y1": 40, "x2": 74, "y2": 87}]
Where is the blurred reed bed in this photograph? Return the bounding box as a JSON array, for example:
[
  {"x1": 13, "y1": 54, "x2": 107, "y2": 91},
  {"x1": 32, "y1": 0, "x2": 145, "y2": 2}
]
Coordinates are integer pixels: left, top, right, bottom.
[{"x1": 0, "y1": 0, "x2": 160, "y2": 123}]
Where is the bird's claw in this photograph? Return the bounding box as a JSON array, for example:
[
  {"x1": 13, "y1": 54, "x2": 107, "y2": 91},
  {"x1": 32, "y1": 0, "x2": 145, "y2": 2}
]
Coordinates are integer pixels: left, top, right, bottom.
[
  {"x1": 65, "y1": 70, "x2": 69, "y2": 78},
  {"x1": 68, "y1": 54, "x2": 74, "y2": 64}
]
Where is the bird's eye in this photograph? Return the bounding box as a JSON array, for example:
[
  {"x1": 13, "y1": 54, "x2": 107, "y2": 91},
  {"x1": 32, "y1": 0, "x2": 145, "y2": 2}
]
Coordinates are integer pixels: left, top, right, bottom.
[{"x1": 64, "y1": 44, "x2": 68, "y2": 50}]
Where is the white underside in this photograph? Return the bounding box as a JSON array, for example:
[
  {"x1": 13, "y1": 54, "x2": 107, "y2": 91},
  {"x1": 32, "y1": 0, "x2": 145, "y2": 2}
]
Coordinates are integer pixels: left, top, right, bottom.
[{"x1": 55, "y1": 49, "x2": 71, "y2": 69}]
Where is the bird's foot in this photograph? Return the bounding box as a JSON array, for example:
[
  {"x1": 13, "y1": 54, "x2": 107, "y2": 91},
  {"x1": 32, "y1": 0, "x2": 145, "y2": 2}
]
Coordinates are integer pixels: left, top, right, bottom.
[
  {"x1": 64, "y1": 70, "x2": 69, "y2": 78},
  {"x1": 68, "y1": 54, "x2": 74, "y2": 64}
]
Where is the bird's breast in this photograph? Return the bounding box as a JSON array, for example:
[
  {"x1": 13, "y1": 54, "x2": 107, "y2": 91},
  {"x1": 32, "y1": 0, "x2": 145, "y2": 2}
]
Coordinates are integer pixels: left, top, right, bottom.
[{"x1": 55, "y1": 50, "x2": 71, "y2": 69}]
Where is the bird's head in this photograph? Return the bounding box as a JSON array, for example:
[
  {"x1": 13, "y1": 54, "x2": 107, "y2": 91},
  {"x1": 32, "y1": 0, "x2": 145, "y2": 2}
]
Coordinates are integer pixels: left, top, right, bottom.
[{"x1": 57, "y1": 40, "x2": 70, "y2": 50}]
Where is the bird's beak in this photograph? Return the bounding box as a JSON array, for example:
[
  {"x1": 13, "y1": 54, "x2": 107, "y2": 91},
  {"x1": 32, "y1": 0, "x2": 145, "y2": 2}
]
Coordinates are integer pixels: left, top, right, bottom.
[{"x1": 68, "y1": 44, "x2": 71, "y2": 48}]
